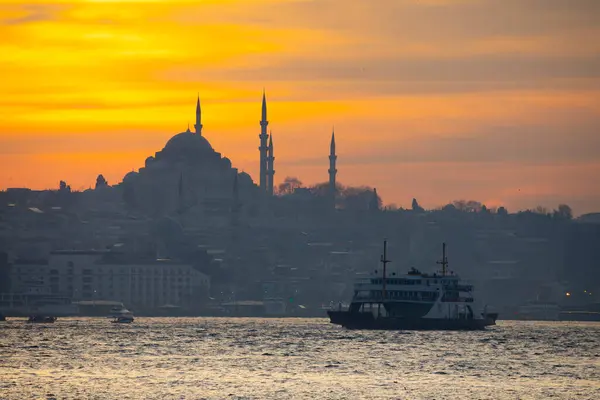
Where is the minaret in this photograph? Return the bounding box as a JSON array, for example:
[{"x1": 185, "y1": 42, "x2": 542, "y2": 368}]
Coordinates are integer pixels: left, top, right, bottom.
[
  {"x1": 328, "y1": 128, "x2": 337, "y2": 199},
  {"x1": 194, "y1": 94, "x2": 203, "y2": 136},
  {"x1": 258, "y1": 90, "x2": 269, "y2": 191},
  {"x1": 267, "y1": 132, "x2": 275, "y2": 196}
]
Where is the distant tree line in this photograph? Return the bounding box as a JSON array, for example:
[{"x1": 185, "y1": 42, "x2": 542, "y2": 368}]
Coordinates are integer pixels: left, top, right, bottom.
[
  {"x1": 276, "y1": 176, "x2": 381, "y2": 211},
  {"x1": 276, "y1": 176, "x2": 574, "y2": 219}
]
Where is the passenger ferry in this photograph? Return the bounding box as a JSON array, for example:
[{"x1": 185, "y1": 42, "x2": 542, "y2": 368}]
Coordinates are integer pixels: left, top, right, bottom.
[{"x1": 328, "y1": 241, "x2": 498, "y2": 330}]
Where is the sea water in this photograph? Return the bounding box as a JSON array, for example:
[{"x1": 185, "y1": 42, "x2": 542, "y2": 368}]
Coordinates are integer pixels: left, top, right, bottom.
[{"x1": 1, "y1": 318, "x2": 599, "y2": 399}]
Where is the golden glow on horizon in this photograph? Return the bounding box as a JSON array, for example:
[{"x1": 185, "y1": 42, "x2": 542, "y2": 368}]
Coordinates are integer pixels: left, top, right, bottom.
[{"x1": 1, "y1": 0, "x2": 599, "y2": 212}]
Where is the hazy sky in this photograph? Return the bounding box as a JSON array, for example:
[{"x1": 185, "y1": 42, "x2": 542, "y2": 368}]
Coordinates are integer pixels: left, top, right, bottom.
[{"x1": 1, "y1": 0, "x2": 599, "y2": 213}]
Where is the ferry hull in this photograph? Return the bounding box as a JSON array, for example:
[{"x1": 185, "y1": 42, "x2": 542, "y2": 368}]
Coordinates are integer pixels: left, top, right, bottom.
[{"x1": 327, "y1": 311, "x2": 497, "y2": 331}]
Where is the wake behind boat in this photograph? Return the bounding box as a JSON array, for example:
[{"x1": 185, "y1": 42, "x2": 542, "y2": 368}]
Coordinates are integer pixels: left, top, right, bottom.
[{"x1": 328, "y1": 241, "x2": 498, "y2": 330}]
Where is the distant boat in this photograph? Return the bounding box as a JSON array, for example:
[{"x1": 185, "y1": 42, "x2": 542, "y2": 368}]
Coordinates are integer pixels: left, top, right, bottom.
[
  {"x1": 27, "y1": 315, "x2": 56, "y2": 323},
  {"x1": 328, "y1": 241, "x2": 498, "y2": 330},
  {"x1": 108, "y1": 306, "x2": 134, "y2": 324}
]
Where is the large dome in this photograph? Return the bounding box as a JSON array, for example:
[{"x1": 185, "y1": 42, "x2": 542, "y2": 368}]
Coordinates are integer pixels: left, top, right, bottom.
[{"x1": 164, "y1": 131, "x2": 214, "y2": 153}]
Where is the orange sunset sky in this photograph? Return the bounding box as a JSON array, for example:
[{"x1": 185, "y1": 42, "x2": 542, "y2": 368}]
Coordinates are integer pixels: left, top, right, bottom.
[{"x1": 0, "y1": 0, "x2": 599, "y2": 214}]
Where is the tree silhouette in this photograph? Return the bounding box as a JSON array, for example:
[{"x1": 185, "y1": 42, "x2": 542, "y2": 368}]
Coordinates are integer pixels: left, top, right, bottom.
[
  {"x1": 533, "y1": 205, "x2": 549, "y2": 215},
  {"x1": 59, "y1": 180, "x2": 71, "y2": 193},
  {"x1": 442, "y1": 203, "x2": 457, "y2": 212},
  {"x1": 277, "y1": 176, "x2": 303, "y2": 195},
  {"x1": 341, "y1": 186, "x2": 380, "y2": 211},
  {"x1": 95, "y1": 174, "x2": 108, "y2": 189},
  {"x1": 553, "y1": 204, "x2": 573, "y2": 220},
  {"x1": 411, "y1": 198, "x2": 424, "y2": 212}
]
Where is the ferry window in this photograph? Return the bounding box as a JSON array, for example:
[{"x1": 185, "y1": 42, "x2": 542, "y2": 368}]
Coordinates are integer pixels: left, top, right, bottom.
[{"x1": 416, "y1": 280, "x2": 421, "y2": 285}]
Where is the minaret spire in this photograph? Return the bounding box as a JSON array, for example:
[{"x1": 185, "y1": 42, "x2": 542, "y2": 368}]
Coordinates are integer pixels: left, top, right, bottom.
[
  {"x1": 328, "y1": 127, "x2": 337, "y2": 204},
  {"x1": 267, "y1": 131, "x2": 275, "y2": 196},
  {"x1": 262, "y1": 89, "x2": 267, "y2": 121},
  {"x1": 259, "y1": 90, "x2": 269, "y2": 191},
  {"x1": 194, "y1": 94, "x2": 203, "y2": 136}
]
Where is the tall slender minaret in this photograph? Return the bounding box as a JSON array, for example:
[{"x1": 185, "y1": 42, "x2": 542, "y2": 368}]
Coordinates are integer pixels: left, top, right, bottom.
[
  {"x1": 328, "y1": 128, "x2": 337, "y2": 199},
  {"x1": 194, "y1": 94, "x2": 203, "y2": 136},
  {"x1": 258, "y1": 90, "x2": 269, "y2": 191},
  {"x1": 267, "y1": 132, "x2": 275, "y2": 196}
]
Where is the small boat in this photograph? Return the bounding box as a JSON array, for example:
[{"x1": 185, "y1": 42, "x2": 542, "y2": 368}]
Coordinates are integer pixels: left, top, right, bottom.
[
  {"x1": 27, "y1": 315, "x2": 57, "y2": 323},
  {"x1": 328, "y1": 240, "x2": 498, "y2": 330},
  {"x1": 111, "y1": 316, "x2": 134, "y2": 323},
  {"x1": 108, "y1": 307, "x2": 134, "y2": 323}
]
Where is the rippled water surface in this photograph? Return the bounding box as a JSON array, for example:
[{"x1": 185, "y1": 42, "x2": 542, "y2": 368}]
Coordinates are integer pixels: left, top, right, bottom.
[{"x1": 1, "y1": 318, "x2": 599, "y2": 399}]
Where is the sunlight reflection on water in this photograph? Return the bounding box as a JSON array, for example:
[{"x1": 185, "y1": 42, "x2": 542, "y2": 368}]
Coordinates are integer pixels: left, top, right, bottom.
[{"x1": 1, "y1": 318, "x2": 599, "y2": 399}]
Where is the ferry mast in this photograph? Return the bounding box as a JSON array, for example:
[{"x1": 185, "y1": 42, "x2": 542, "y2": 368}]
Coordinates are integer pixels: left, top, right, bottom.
[
  {"x1": 436, "y1": 242, "x2": 448, "y2": 276},
  {"x1": 380, "y1": 239, "x2": 391, "y2": 299}
]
